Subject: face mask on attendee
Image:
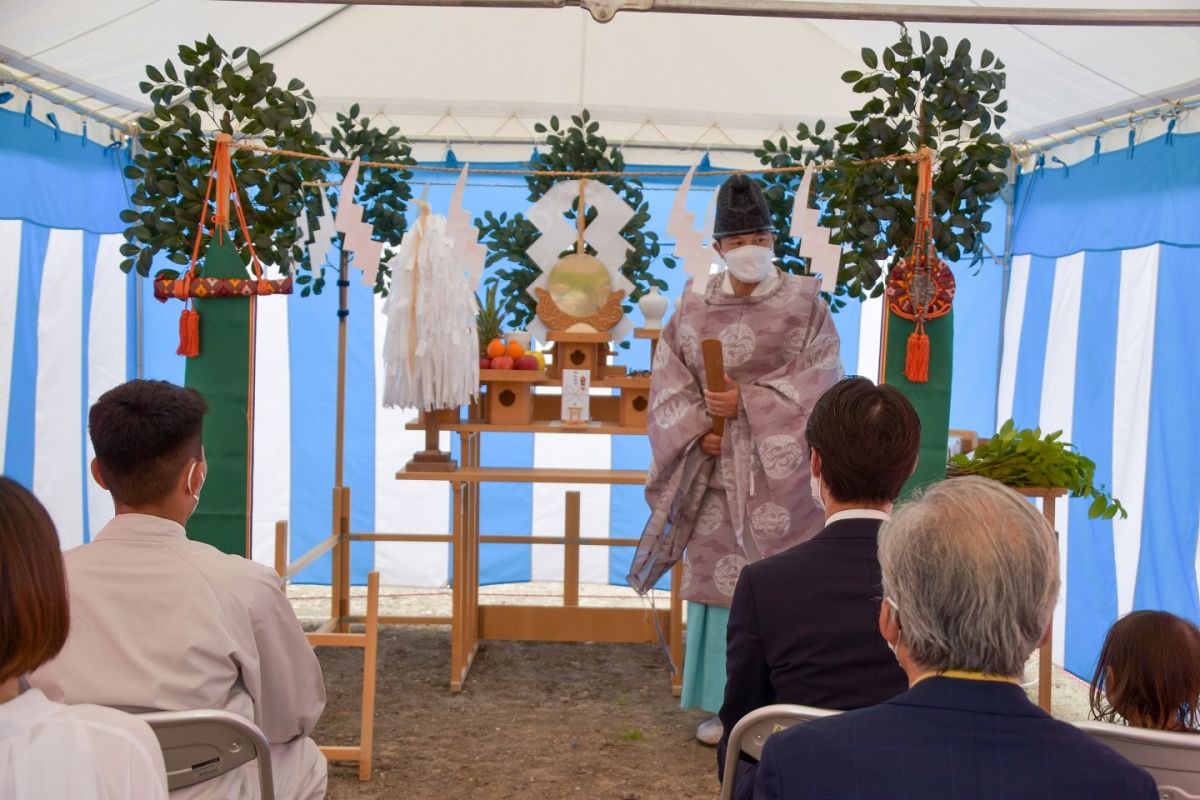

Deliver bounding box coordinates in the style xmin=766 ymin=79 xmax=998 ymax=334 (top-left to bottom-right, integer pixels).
xmin=186 ymin=454 xmax=207 ymax=509
xmin=810 ymin=472 xmax=825 ymax=511
xmin=884 ymin=597 xmax=902 ymax=659
xmin=722 ymin=245 xmax=774 ymax=283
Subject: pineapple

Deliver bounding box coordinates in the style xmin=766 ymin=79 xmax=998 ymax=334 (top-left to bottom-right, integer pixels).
xmin=476 ymin=281 xmax=504 ymax=356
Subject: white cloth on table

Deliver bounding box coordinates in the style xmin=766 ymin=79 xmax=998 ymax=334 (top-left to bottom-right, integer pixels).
xmin=30 ymin=513 xmax=327 ymax=800
xmin=0 ymin=686 xmax=168 ymax=800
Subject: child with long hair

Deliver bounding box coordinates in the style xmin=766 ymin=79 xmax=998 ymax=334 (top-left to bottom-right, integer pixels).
xmin=1090 ymin=610 xmax=1200 ymax=732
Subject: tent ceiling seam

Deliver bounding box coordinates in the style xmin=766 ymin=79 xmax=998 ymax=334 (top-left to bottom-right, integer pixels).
xmin=27 ymin=0 xmax=166 ymax=60
xmin=1003 ymin=24 xmax=1146 ymax=101
xmin=961 ymin=0 xmax=1148 ymax=100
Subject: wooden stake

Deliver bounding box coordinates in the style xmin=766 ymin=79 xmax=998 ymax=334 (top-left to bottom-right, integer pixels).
xmin=330 ymin=486 xmax=344 ymax=628
xmin=338 ymin=486 xmax=352 ymax=633
xmin=359 ymin=571 xmax=380 ymax=781
xmin=1039 ymin=496 xmax=1058 ymax=714
xmin=670 ymin=561 xmax=684 ymax=697
xmin=564 ymin=491 xmax=581 ymax=607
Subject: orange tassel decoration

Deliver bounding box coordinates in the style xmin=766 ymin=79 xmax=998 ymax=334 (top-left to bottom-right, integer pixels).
xmin=885 ymin=147 xmax=954 ymax=385
xmin=157 ymin=132 xmax=277 ymax=359
xmin=904 ymin=325 xmax=930 ymax=383
xmin=177 ymin=308 xmax=200 ymax=357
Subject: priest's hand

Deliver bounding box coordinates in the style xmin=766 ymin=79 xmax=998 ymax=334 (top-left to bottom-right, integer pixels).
xmin=700 ymin=432 xmax=723 ymax=457
xmin=704 ymin=374 xmax=739 ymax=419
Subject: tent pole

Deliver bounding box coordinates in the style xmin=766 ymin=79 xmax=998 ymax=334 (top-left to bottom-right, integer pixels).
xmin=227 ymin=0 xmax=1200 ymax=27
xmin=995 ymin=157 xmax=1018 ymax=429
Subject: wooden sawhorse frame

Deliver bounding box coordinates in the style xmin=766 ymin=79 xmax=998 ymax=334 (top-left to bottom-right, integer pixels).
xmin=390 ymin=428 xmax=685 ymax=695
xmin=275 ymin=519 xmax=379 ymax=781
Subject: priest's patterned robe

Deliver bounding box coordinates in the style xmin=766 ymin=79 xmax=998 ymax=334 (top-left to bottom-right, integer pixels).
xmin=639 ymin=270 xmax=843 ymax=607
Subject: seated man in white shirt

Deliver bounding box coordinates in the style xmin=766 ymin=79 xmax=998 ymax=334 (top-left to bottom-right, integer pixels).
xmin=32 ymin=379 xmax=327 ymax=800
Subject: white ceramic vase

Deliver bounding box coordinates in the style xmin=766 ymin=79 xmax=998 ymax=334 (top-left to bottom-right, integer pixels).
xmin=638 ymin=287 xmax=669 ymax=330
xmin=506 ymin=330 xmax=532 ymax=351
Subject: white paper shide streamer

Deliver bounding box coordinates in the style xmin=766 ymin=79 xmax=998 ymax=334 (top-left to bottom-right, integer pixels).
xmin=336 ymin=158 xmax=384 ymax=287
xmin=667 ymin=163 xmax=714 ymax=295
xmin=790 ymin=168 xmax=841 ymax=294
xmin=381 ymin=206 xmax=479 ymax=411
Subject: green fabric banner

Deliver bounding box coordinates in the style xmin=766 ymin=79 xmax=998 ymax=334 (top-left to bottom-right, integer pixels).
xmin=184 ymin=236 xmax=252 ymax=556
xmin=882 ymin=309 xmax=954 ymax=499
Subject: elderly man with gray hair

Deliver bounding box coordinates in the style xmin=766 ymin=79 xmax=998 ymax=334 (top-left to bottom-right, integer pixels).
xmin=754 ymin=476 xmax=1156 ymax=800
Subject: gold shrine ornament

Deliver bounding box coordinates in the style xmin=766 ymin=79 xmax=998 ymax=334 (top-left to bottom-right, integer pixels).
xmin=534 ymin=250 xmax=626 ymax=332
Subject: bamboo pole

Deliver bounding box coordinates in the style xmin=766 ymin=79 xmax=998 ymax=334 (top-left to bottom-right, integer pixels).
xmin=335 ymin=248 xmax=350 ymax=488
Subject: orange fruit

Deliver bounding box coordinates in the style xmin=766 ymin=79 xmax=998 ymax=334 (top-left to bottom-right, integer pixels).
xmin=486 ymin=339 xmax=506 ymax=358
xmin=505 ymin=340 xmax=525 ymax=359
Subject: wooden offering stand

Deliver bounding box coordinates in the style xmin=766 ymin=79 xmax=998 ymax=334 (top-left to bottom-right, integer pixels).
xmin=396 ymin=326 xmax=682 ymax=695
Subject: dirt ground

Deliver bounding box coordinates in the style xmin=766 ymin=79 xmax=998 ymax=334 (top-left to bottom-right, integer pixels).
xmin=300 ymin=585 xmax=1093 ymax=800
xmin=314 ymin=626 xmax=713 ymax=800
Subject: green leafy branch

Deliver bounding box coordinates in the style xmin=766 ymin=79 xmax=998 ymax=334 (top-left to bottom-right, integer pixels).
xmin=121 ymin=37 xmax=325 ymax=277
xmin=294 ymin=104 xmax=415 ymax=297
xmin=949 ymin=420 xmax=1127 ymax=520
xmin=756 ymin=28 xmax=1010 ymax=307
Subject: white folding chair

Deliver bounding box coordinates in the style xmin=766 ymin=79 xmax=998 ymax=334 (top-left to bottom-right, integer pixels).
xmin=138 ymin=709 xmax=274 ymax=800
xmin=719 ymin=704 xmax=841 ymax=800
xmin=1074 ymin=720 xmax=1200 ymax=800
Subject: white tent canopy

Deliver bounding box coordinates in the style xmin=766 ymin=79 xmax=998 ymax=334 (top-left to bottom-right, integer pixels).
xmin=4 ymin=0 xmax=1200 ymax=164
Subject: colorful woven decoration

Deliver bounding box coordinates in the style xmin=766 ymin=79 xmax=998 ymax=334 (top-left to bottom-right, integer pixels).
xmin=152 ymin=133 xmax=291 ymax=357
xmin=886 ymin=147 xmax=955 ymax=383
xmin=154 ymin=276 xmax=293 ymax=302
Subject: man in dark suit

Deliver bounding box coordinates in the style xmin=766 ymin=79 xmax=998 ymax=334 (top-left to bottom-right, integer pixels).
xmin=718 ymin=377 xmax=919 ymax=796
xmin=754 ymin=476 xmax=1157 ymax=800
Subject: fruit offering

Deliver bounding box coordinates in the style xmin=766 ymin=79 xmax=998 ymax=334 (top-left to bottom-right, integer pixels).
xmin=491 ymin=355 xmax=515 ymax=370
xmin=505 ymin=340 xmax=525 ymax=359
xmin=486 ymin=339 xmax=506 ymax=359
xmin=514 ymin=355 xmax=539 ymax=370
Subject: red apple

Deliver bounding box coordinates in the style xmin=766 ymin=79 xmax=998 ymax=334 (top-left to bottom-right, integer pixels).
xmin=491 ymin=355 xmax=515 ymax=370
xmin=514 ymin=355 xmax=539 ymax=370
xmin=479 ymin=357 xmax=492 ymax=369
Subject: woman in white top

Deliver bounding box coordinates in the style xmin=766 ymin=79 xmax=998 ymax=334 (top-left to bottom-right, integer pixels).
xmin=0 ymin=476 xmax=167 ymax=800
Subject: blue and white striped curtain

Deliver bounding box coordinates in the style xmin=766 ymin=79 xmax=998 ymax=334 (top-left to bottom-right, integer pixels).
xmin=14 ymin=104 xmax=1200 ymax=683
xmin=1001 ymin=130 xmax=1200 ymax=677
xmin=0 ymin=222 xmax=136 ymax=551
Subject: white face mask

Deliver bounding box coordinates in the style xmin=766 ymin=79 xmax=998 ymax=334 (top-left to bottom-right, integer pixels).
xmin=810 ymin=472 xmax=825 ymax=511
xmin=884 ymin=597 xmax=902 ymax=658
xmin=186 ymin=459 xmax=207 ymax=505
xmin=722 ymin=245 xmax=774 ymax=283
